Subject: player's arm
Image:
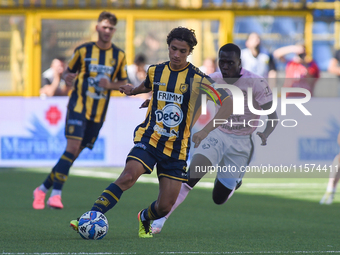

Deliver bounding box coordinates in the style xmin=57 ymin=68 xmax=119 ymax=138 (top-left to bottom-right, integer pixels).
xmin=256 ymin=101 xmax=279 ymax=146
xmin=119 ymin=80 xmax=152 ymax=96
xmin=99 ymin=79 xmax=128 ymax=90
xmin=63 ymin=48 xmax=82 ymax=87
xmin=192 ymin=96 xmax=233 ymax=148
xmin=328 ymin=58 xmax=340 ymax=76
xmin=99 ymin=53 xmax=129 ymax=90
xmin=62 ymin=69 xmax=77 ymax=87
xmin=120 ymin=66 xmax=152 ymax=96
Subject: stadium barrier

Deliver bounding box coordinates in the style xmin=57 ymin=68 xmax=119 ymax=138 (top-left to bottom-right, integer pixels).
xmin=0 ymin=96 xmax=339 ymax=170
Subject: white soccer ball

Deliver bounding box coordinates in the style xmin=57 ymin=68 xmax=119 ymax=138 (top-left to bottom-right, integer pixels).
xmin=78 ymin=211 xmax=109 ymax=240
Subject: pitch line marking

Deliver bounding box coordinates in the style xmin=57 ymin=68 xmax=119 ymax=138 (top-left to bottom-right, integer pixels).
xmin=3 ymin=251 xmax=340 ymax=254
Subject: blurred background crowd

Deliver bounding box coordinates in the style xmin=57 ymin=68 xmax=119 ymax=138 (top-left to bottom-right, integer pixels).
xmin=1 ymin=0 xmax=340 ymax=97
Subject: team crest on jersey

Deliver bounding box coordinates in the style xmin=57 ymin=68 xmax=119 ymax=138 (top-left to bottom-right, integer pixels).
xmin=110 ymin=58 xmax=116 ymax=66
xmin=179 ymin=83 xmax=189 ymax=93
xmin=68 ymin=125 xmax=75 ymax=134
xmin=264 ymin=86 xmax=272 ymax=96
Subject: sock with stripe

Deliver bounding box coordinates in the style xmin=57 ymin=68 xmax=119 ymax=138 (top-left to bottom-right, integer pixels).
xmin=52 ymin=151 xmax=75 ymax=192
xmin=141 ymin=201 xmax=161 ymax=221
xmin=41 ymin=166 xmax=57 ymax=191
xmin=91 ymin=183 xmax=123 ymax=214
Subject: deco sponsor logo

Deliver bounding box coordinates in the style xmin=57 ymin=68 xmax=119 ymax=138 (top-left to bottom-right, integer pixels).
xmin=155 ymin=104 xmax=183 ymax=128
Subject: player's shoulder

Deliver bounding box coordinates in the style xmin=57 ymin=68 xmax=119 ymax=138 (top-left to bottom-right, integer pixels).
xmin=192 ymin=64 xmax=207 ymax=75
xmin=240 ymin=68 xmax=268 ymax=87
xmin=209 ymin=71 xmax=222 ymax=80
xmin=146 ymin=61 xmax=167 ymax=71
xmin=241 ymin=68 xmax=263 ymax=79
xmin=74 ymin=41 xmax=95 ymax=51
xmin=111 ymin=43 xmax=125 ymax=53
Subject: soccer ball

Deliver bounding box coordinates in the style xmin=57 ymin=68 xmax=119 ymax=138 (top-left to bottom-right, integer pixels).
xmin=78 ymin=211 xmax=109 ymax=240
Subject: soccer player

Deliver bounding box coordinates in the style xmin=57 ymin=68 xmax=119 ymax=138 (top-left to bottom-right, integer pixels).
xmin=32 ymin=11 xmax=128 ymax=210
xmin=70 ymin=27 xmax=233 ymax=238
xmin=151 ymin=43 xmax=279 ymax=234
xmin=320 ymin=131 xmax=340 ymax=204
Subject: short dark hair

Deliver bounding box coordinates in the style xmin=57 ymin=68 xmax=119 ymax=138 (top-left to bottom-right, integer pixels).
xmin=219 ymin=43 xmax=241 ymax=59
xmin=134 ymin=53 xmax=147 ymax=65
xmin=98 ymin=11 xmax=117 ymax=26
xmin=166 ymin=27 xmax=197 ymax=52
xmin=55 ymin=56 xmax=66 ymax=63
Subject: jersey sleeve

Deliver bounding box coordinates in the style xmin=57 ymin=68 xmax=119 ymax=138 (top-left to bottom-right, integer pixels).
xmin=67 ymin=48 xmax=81 ymax=73
xmin=200 ymin=76 xmax=229 ymax=106
xmin=253 ymin=78 xmax=273 ymax=107
xmin=115 ymin=51 xmax=128 ymax=81
xmin=143 ymin=66 xmax=154 ymax=89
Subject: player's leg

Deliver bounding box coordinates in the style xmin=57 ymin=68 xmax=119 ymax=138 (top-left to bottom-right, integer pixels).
xmin=151 ymin=154 xmax=210 ymax=233
xmin=320 ymin=154 xmax=340 ymax=204
xmin=46 ymin=138 xmax=81 ymax=209
xmin=33 ymin=138 xmax=79 ymax=210
xmin=320 ymin=132 xmax=340 ymax=204
xmin=213 ymin=133 xmax=252 ymax=205
xmin=141 ymin=157 xmax=186 ymax=237
xmin=70 ymin=142 xmax=155 ymax=235
xmin=139 ymin=177 xmax=182 ymax=238
xmin=33 ymin=111 xmax=86 ymax=210
xmin=48 ymin=116 xmax=103 ymax=209
xmin=212 ymin=178 xmax=242 ymax=204
xmin=152 ymin=129 xmax=225 ymax=233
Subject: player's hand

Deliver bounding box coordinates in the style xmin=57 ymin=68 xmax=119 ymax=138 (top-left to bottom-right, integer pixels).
xmin=257 ymin=132 xmax=267 ymax=146
xmin=98 ymin=78 xmax=111 ymax=89
xmin=192 ymin=129 xmax=209 ymax=148
xmin=65 ymin=73 xmax=77 ymax=87
xmin=120 ymin=84 xmax=134 ymax=95
xmin=139 ymin=99 xmax=150 ymax=109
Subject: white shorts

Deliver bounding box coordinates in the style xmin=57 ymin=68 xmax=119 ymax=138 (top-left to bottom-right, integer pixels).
xmin=193 ymin=129 xmax=254 ymax=190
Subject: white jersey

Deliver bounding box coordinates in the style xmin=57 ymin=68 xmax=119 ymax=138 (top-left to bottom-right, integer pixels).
xmin=241 ymin=48 xmax=270 ymax=78
xmin=210 ymin=69 xmax=273 ymax=136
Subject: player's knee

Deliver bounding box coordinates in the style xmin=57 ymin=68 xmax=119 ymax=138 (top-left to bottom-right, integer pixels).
xmin=66 ymin=142 xmax=81 ymax=155
xmin=212 ymin=195 xmax=228 ymax=205
xmin=115 ymin=172 xmax=137 ymax=190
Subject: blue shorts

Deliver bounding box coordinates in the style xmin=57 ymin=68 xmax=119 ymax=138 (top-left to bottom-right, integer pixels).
xmin=65 ymin=110 xmax=103 ymax=149
xmin=127 ymin=142 xmax=188 ymax=182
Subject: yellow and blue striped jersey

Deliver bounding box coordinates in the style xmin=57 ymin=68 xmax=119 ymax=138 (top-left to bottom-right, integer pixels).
xmin=134 ymin=61 xmax=229 ymax=161
xmin=67 ymin=42 xmax=127 ymax=123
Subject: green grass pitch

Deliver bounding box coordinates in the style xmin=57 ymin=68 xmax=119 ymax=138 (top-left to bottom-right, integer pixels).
xmin=1 ymin=167 xmax=340 ymax=254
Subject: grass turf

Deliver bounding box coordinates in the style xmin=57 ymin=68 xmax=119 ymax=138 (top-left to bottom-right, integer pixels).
xmin=1 ymin=167 xmax=340 ymax=254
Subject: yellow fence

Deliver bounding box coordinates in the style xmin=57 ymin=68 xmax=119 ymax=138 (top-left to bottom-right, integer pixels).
xmin=0 ymin=7 xmax=333 ymax=96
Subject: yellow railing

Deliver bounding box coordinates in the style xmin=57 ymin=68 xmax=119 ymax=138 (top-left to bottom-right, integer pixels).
xmin=0 ymin=0 xmax=330 ymax=9
xmin=0 ymin=1 xmax=337 ymax=96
